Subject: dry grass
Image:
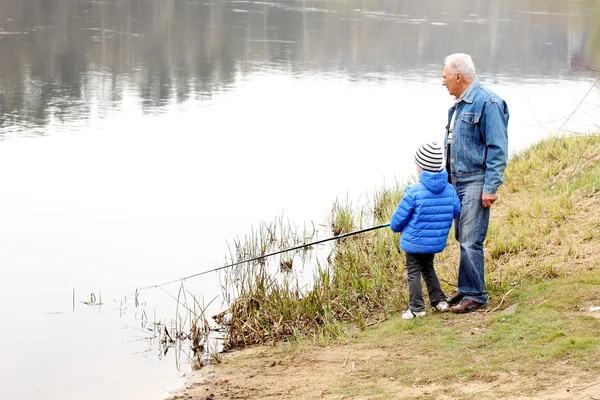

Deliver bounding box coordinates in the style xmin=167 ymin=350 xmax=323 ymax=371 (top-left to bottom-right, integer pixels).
xmin=217 ymin=133 xmax=600 ymax=352
xmin=168 ymin=133 xmax=600 ymax=400
xmin=172 ymin=268 xmax=600 ymax=399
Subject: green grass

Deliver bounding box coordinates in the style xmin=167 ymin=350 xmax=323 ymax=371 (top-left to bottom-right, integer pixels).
xmin=329 ymin=271 xmax=600 ymax=398
xmin=219 ymin=133 xmax=600 ymax=355
xmin=199 ymin=134 xmax=600 ymax=399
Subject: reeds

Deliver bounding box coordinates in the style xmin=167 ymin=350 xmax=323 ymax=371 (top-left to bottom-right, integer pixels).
xmin=216 ymin=189 xmax=410 ymax=349
xmin=206 ymin=133 xmax=600 ymax=356
xmin=216 ymin=215 xmax=331 ymax=349
xmin=121 ymin=130 xmax=598 ymax=371
xmin=136 ymin=285 xmax=217 ymax=370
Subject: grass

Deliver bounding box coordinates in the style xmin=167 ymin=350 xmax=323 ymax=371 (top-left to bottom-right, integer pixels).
xmin=480 ymin=135 xmax=600 ymax=290
xmin=164 ymin=133 xmax=600 ymax=400
xmin=213 ymin=133 xmax=600 ymax=361
xmin=330 ymin=270 xmax=600 ymax=398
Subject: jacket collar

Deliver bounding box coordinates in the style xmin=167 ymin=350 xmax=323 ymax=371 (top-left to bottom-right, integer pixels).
xmin=460 ymin=79 xmax=480 ymax=104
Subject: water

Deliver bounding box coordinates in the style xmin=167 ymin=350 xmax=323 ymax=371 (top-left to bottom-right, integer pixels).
xmin=0 ymin=1 xmax=599 ymax=399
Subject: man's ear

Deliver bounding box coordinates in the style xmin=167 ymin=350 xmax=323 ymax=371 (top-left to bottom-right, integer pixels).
xmin=455 ymin=72 xmax=462 ymax=82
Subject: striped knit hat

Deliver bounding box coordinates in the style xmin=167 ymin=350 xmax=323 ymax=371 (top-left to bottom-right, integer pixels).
xmin=414 ymin=141 xmax=444 ymax=173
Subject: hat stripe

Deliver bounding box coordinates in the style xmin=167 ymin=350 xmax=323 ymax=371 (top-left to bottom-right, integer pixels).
xmin=415 ymin=141 xmax=444 ymax=172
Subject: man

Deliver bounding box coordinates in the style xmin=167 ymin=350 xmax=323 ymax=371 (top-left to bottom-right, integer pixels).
xmin=442 ymin=53 xmax=509 ymax=313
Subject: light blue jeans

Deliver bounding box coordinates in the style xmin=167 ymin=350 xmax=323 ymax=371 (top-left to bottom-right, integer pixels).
xmin=453 ymin=180 xmax=489 ymax=305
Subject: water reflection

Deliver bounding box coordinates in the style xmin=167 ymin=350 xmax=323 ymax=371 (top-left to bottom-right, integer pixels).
xmin=0 ymin=0 xmax=599 ymax=134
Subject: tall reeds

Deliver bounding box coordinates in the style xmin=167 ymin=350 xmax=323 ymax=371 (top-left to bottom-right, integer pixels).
xmin=216 ymin=186 xmax=412 ymax=349
xmin=212 ymin=133 xmax=600 ymax=354
xmin=143 ymin=285 xmax=216 ymax=370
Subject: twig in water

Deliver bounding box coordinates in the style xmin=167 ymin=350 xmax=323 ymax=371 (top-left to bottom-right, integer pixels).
xmin=486 ymin=289 xmax=515 ymax=313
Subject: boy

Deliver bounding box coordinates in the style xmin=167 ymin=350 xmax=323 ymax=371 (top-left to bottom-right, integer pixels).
xmin=390 ymin=142 xmax=461 ymax=319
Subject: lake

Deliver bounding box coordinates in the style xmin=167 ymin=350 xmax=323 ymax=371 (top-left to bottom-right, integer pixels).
xmin=0 ymin=1 xmax=599 ymax=399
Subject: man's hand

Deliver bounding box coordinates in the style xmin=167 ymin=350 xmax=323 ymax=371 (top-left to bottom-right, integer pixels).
xmin=482 ymin=192 xmax=497 ymax=208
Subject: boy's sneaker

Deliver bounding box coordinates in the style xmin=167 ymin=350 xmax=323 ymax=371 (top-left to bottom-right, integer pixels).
xmin=402 ymin=310 xmax=426 ymax=320
xmin=434 ymin=301 xmax=450 ymax=312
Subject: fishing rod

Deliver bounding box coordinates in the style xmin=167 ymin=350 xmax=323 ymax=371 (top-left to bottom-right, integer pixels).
xmin=140 ymin=222 xmax=391 ymax=290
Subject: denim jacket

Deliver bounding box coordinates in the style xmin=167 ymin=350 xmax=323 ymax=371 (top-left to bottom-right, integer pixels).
xmin=444 ymin=79 xmax=509 ymax=194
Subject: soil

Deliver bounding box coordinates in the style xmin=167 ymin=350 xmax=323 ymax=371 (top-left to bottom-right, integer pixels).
xmin=168 ymin=337 xmax=600 ymax=400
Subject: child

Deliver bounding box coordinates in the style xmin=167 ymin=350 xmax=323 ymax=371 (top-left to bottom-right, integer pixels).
xmin=390 ymin=142 xmax=461 ymax=319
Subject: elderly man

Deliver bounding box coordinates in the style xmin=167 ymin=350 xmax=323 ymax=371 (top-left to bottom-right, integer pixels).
xmin=442 ymin=53 xmax=509 ymax=313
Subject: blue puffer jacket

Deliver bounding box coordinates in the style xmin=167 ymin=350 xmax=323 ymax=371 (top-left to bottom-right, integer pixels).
xmin=390 ymin=169 xmax=461 ymax=254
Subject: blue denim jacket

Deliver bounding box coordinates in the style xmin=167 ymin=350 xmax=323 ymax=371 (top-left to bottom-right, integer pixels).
xmin=444 ymin=79 xmax=509 ymax=194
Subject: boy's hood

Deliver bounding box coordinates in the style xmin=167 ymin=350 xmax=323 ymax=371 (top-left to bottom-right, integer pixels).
xmin=419 ymin=169 xmax=449 ymax=194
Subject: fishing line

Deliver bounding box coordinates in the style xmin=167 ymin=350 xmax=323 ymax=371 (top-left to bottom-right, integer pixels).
xmin=139 ymin=222 xmax=391 ymax=291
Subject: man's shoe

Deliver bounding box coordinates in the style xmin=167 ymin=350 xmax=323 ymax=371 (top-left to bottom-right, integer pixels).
xmin=447 ymin=291 xmax=464 ymax=305
xmin=450 ymin=299 xmax=486 ymax=313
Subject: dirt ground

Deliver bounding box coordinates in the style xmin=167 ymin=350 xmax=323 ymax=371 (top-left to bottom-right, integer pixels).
xmin=168 ymin=335 xmax=600 ymax=400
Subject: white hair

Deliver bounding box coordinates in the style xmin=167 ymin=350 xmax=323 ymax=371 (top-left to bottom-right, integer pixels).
xmin=444 ymin=53 xmax=476 ymax=79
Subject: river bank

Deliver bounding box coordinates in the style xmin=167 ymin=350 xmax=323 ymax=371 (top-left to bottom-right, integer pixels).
xmin=168 ymin=134 xmax=600 ymax=399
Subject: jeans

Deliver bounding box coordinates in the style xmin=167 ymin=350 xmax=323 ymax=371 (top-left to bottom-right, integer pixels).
xmin=405 ymin=252 xmax=446 ymax=313
xmin=453 ymin=180 xmax=490 ymax=304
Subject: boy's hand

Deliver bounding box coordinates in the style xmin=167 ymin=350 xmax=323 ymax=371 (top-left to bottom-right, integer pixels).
xmin=482 ymin=193 xmax=497 ymax=208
